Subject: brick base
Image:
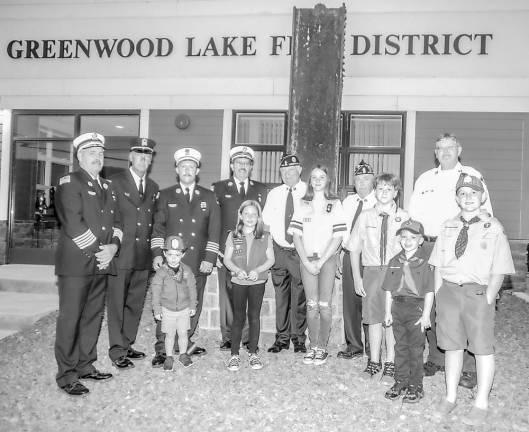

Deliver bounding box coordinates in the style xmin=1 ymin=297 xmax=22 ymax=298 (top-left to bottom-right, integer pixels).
xmin=0 ymin=221 xmax=7 ymax=265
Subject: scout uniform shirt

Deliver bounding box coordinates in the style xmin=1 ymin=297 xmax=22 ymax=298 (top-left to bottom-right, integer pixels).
xmin=55 ymin=169 xmax=122 ymax=276
xmin=428 ymin=215 xmax=515 ymax=285
xmin=151 ymin=183 xmax=220 ymax=273
xmin=347 ymin=203 xmax=409 ymax=266
xmin=342 ymin=190 xmax=377 ymax=245
xmin=288 ymin=199 xmax=347 ymax=258
xmin=212 ymin=176 xmax=267 ymax=257
xmin=110 ymin=168 xmax=159 ymax=270
xmin=262 ymin=180 xmax=307 ymax=248
xmin=408 ymin=162 xmax=493 ymax=237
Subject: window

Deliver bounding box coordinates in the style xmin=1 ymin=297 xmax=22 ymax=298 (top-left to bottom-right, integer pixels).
xmin=339 ymin=113 xmax=405 ymax=194
xmin=233 ymin=111 xmax=287 ymax=184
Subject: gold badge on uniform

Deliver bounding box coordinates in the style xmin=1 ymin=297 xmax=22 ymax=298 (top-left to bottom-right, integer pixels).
xmin=200 ymin=201 xmax=207 ymax=210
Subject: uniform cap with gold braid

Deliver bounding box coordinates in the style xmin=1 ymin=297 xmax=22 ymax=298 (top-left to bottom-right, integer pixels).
xmin=163 ymin=235 xmax=187 ymax=252
xmin=229 ymin=145 xmax=254 ymax=162
xmin=131 ymin=137 xmax=155 ymax=153
xmin=174 ymin=147 xmax=201 ymax=166
xmin=353 ymin=160 xmax=374 ymax=176
xmin=456 ymin=173 xmax=484 ymax=193
xmin=73 ymin=132 xmax=105 ymax=152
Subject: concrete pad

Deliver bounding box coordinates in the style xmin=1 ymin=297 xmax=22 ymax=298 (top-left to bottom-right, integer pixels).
xmin=0 ymin=264 xmax=57 ymax=294
xmin=0 ymin=291 xmax=58 ymax=330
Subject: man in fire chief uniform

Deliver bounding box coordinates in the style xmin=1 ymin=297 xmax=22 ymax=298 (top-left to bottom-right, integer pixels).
xmin=54 ymin=132 xmax=123 ymax=396
xmin=212 ymin=145 xmax=267 ymax=351
xmin=150 ymin=147 xmax=221 ymax=367
xmin=107 ymin=138 xmax=159 ymax=369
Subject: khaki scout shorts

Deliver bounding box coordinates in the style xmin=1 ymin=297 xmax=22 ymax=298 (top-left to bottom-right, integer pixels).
xmin=161 ymin=306 xmax=190 ymax=335
xmin=361 ymin=266 xmax=388 ymax=325
xmin=436 ymin=281 xmax=495 ymax=355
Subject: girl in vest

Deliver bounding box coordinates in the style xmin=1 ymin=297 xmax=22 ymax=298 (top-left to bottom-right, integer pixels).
xmin=289 ymin=165 xmax=347 ymax=365
xmin=223 ymin=200 xmax=275 ymax=371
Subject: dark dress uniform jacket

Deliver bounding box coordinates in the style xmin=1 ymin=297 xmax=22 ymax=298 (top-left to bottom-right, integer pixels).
xmin=211 ymin=177 xmax=267 ymax=256
xmin=55 ymin=169 xmax=122 ymax=276
xmin=109 ymin=170 xmax=159 ymax=270
xmin=151 ymin=184 xmax=221 ymax=272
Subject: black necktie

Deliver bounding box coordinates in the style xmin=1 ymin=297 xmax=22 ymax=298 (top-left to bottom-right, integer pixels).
xmin=285 ymin=188 xmax=294 ymax=244
xmin=185 ymin=187 xmax=191 ymax=203
xmin=239 ymin=181 xmax=246 ymax=200
xmin=454 ymin=216 xmax=481 ymax=259
xmin=138 ymin=178 xmax=144 ymax=199
xmin=349 ymin=199 xmax=364 ymax=233
xmin=380 ymin=212 xmax=389 ymax=265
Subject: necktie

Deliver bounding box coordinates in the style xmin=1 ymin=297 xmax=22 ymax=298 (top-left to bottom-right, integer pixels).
xmin=285 ymin=187 xmax=294 ymax=244
xmin=138 ymin=178 xmax=144 ymax=199
xmin=349 ymin=199 xmax=364 ymax=233
xmin=454 ymin=216 xmax=481 ymax=259
xmin=239 ymin=181 xmax=246 ymax=200
xmin=185 ymin=187 xmax=191 ymax=203
xmin=380 ymin=212 xmax=389 ymax=265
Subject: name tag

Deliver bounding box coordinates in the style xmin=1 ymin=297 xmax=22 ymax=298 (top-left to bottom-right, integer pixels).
xmin=168 ymin=203 xmax=177 ymax=208
xmin=88 ymin=191 xmax=96 ymax=196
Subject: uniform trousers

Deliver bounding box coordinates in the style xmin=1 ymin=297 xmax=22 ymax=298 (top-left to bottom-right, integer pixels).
xmin=107 ymin=268 xmax=149 ymax=361
xmin=55 ymin=274 xmax=108 ymax=387
xmin=217 ymin=264 xmax=249 ymax=344
xmin=422 ymin=240 xmax=476 ymax=371
xmin=154 ymin=273 xmax=206 ymax=354
xmin=342 ymin=251 xmax=370 ymax=355
xmin=392 ymin=296 xmax=425 ymax=386
xmin=270 ymin=243 xmax=307 ymax=345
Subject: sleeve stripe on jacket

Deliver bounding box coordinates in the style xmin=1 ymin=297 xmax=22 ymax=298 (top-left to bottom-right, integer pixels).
xmin=73 ymin=229 xmax=97 ymax=249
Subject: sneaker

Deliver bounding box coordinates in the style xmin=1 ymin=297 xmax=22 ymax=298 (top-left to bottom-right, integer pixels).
xmin=402 ymin=384 xmax=424 ymax=403
xmin=227 ymin=355 xmax=241 ymax=371
xmin=424 ymin=360 xmax=444 ymax=377
xmin=249 ymin=353 xmax=263 ymax=370
xmin=384 ymin=380 xmax=408 ymax=401
xmin=458 ymin=371 xmax=477 ymax=389
xmin=179 ymin=353 xmax=193 ymax=368
xmin=363 ymin=360 xmax=382 ymax=377
xmin=313 ymin=349 xmax=329 ymax=366
xmin=462 ymin=406 xmax=488 ymax=426
xmin=303 ymin=348 xmax=316 ymax=365
xmin=381 ymin=362 xmax=395 ymax=382
xmin=432 ymin=398 xmax=457 ymax=421
xmin=163 ymin=356 xmax=174 ymax=371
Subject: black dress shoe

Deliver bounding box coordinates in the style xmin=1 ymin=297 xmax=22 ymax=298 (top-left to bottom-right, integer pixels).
xmin=127 ymin=348 xmax=146 ymax=359
xmin=112 ymin=356 xmax=135 ymax=369
xmin=190 ymin=346 xmax=206 ymax=356
xmin=61 ymin=381 xmax=89 ymax=396
xmin=79 ymin=370 xmax=113 ymax=381
xmin=152 ymin=353 xmax=166 ymax=368
xmin=220 ymin=341 xmax=232 ymax=351
xmin=294 ymin=342 xmax=307 ymax=353
xmin=267 ymin=342 xmax=289 ymax=353
xmin=337 ymin=349 xmax=363 ymax=359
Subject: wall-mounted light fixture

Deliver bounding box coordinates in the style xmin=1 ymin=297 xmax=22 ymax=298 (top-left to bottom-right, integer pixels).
xmin=175 ymin=114 xmax=191 ymax=130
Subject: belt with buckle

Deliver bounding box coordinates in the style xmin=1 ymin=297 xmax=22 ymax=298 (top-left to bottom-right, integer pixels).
xmin=423 ymin=235 xmax=437 ymax=243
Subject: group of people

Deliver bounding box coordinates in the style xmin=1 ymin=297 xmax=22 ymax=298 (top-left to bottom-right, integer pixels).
xmin=53 ymin=131 xmax=514 ymax=427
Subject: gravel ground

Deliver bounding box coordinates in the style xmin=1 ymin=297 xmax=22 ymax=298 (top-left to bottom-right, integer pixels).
xmin=0 ymin=293 xmax=528 ymax=432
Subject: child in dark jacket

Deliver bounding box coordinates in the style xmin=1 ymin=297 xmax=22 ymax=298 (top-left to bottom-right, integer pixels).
xmin=151 ymin=235 xmax=197 ymax=370
xmin=382 ymin=219 xmax=434 ymax=403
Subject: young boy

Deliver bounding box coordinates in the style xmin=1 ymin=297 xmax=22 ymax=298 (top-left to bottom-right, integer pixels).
xmin=429 ymin=174 xmax=515 ymax=426
xmin=151 ymin=235 xmax=197 ymax=370
xmin=347 ymin=173 xmax=409 ymax=380
xmin=382 ymin=219 xmax=434 ymax=403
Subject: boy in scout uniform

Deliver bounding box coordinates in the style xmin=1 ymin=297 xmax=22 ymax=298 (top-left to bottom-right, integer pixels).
xmin=347 ymin=173 xmax=409 ymax=380
xmin=54 ymin=132 xmax=123 ymax=396
xmin=107 ymin=138 xmax=159 ymax=370
xmin=150 ymin=147 xmax=220 ymax=366
xmin=212 ymin=145 xmax=267 ymax=351
xmin=429 ymin=174 xmax=515 ymax=426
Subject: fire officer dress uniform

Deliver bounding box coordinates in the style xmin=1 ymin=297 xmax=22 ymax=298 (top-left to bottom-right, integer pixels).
xmin=107 ymin=138 xmax=159 ymax=368
xmin=54 ymin=133 xmax=123 ymax=395
xmin=212 ymin=145 xmax=267 ymax=349
xmin=151 ymin=147 xmax=221 ymax=360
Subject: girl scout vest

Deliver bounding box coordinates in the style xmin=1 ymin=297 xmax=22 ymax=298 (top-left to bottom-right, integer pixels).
xmin=231 ymin=231 xmax=270 ymax=281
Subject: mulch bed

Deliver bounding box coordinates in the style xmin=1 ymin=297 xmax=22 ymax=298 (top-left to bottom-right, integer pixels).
xmin=0 ymin=293 xmax=528 ymax=432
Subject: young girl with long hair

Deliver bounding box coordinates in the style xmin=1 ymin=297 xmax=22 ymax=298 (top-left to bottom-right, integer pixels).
xmin=289 ymin=165 xmax=347 ymax=365
xmin=223 ymin=200 xmax=275 ymax=371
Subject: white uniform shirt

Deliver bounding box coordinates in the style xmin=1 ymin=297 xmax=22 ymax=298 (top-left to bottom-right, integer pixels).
xmin=129 ymin=167 xmax=146 ymax=191
xmin=429 ymin=216 xmax=515 ymax=285
xmin=262 ymin=180 xmax=307 ymax=248
xmin=408 ymin=162 xmax=493 ymax=237
xmin=288 ymin=199 xmax=347 ymax=257
xmin=342 ymin=190 xmax=377 ymax=245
